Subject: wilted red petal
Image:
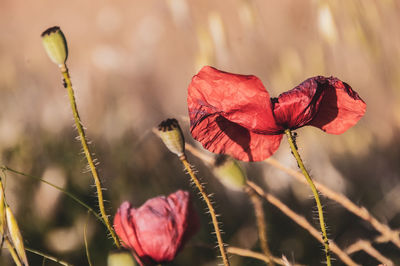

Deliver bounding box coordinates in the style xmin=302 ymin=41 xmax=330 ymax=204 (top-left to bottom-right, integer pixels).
xmin=188 ymin=66 xmax=280 ymax=134
xmin=188 ymin=66 xmax=282 ymax=161
xmin=308 ymin=79 xmax=366 ymax=134
xmin=190 ymin=113 xmax=282 ymax=161
xmin=273 ymin=76 xmax=330 ymax=129
xmin=114 ymin=202 xmax=146 ymax=265
xmin=273 ymin=76 xmax=366 ymax=134
xmin=133 ymin=191 xmax=190 ymax=262
xmin=114 ymin=191 xmax=199 ymax=264
xmin=187 ymin=67 xmax=366 ymax=162
xmin=114 ymin=202 xmax=143 ymax=253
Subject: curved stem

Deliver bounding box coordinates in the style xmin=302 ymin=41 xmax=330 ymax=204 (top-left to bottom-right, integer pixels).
xmin=25 ymin=247 xmax=73 ymax=266
xmin=60 ymin=64 xmax=120 ymax=248
xmin=84 ymin=212 xmax=93 ymax=266
xmin=246 ymin=187 xmax=275 ymax=265
xmin=284 ymin=129 xmax=331 ymax=266
xmin=180 ymin=156 xmax=230 ymax=266
xmin=1 ymin=166 xmax=104 ymax=226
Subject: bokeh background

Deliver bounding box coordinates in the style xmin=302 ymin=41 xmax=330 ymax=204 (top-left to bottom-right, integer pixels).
xmin=1 ymin=0 xmax=400 ymax=265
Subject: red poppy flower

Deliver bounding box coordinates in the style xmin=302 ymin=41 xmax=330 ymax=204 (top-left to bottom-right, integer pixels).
xmin=113 ymin=190 xmax=199 ymax=265
xmin=188 ymin=66 xmax=366 ymax=162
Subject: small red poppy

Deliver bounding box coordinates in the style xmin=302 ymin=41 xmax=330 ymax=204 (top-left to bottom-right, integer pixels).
xmin=188 ymin=66 xmax=366 ymax=161
xmin=113 ymin=190 xmax=199 ymax=265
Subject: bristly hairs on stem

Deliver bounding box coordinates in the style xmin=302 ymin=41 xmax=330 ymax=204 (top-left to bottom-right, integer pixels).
xmin=183 ymin=141 xmax=360 ymax=265
xmin=180 ymin=155 xmax=230 ymax=266
xmin=41 ymin=26 xmax=120 ymax=248
xmin=155 ymin=119 xmax=231 ymax=266
xmin=284 ymin=129 xmax=331 ymax=266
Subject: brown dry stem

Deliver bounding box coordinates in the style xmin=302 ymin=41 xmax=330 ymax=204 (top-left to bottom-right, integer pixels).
xmin=265 ymin=157 xmax=400 ymax=249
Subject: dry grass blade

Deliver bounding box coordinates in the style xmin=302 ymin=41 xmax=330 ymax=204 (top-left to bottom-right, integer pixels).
xmin=227 ymin=246 xmax=305 ymax=266
xmin=247 ymin=181 xmax=359 ymax=266
xmin=4 ymin=237 xmax=22 ymax=266
xmin=84 ymin=211 xmax=93 ymax=266
xmin=265 ymin=158 xmax=400 ymax=249
xmin=5 ymin=207 xmax=29 ymax=265
xmin=345 ymin=239 xmax=394 ymax=266
xmin=245 ymin=187 xmax=275 ymax=264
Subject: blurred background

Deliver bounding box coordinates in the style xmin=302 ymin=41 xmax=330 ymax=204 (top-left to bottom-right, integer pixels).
xmin=0 ymin=0 xmax=400 ymax=265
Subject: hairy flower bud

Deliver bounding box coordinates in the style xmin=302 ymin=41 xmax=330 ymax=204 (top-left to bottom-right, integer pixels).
xmin=213 ymin=155 xmax=247 ymax=191
xmin=108 ymin=251 xmax=137 ymax=266
xmin=157 ymin=118 xmax=185 ymax=158
xmin=41 ymin=26 xmax=68 ymax=66
xmin=6 ymin=207 xmax=29 ymax=265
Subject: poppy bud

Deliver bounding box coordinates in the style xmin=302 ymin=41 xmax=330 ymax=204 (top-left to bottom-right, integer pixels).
xmin=213 ymin=155 xmax=247 ymax=191
xmin=108 ymin=250 xmax=137 ymax=266
xmin=113 ymin=190 xmax=199 ymax=265
xmin=6 ymin=207 xmax=29 ymax=266
xmin=41 ymin=26 xmax=68 ymax=66
xmin=157 ymin=119 xmax=185 ymax=158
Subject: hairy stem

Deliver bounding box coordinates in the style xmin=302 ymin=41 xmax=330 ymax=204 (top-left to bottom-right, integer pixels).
xmin=60 ymin=64 xmax=120 ymax=248
xmin=180 ymin=156 xmax=230 ymax=266
xmin=284 ymin=129 xmax=331 ymax=266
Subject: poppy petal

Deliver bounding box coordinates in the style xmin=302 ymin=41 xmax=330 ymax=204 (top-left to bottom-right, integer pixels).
xmin=188 ymin=66 xmax=280 ymax=134
xmin=308 ymin=78 xmax=366 ymax=134
xmin=273 ymin=76 xmax=366 ymax=134
xmin=113 ymin=202 xmax=146 ymax=264
xmin=132 ymin=191 xmax=191 ymax=262
xmin=190 ymin=113 xmax=282 ymax=161
xmin=273 ymin=76 xmax=328 ymax=130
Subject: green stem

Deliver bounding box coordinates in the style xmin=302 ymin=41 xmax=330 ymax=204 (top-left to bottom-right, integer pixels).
xmin=1 ymin=166 xmax=104 ymax=227
xmin=25 ymin=247 xmax=73 ymax=266
xmin=284 ymin=129 xmax=331 ymax=266
xmin=180 ymin=156 xmax=230 ymax=266
xmin=59 ymin=64 xmax=120 ymax=248
xmin=84 ymin=211 xmax=93 ymax=266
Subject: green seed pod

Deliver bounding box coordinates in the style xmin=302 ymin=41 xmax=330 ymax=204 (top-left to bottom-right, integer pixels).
xmin=108 ymin=251 xmax=137 ymax=266
xmin=6 ymin=207 xmax=29 ymax=266
xmin=157 ymin=118 xmax=185 ymax=158
xmin=213 ymin=155 xmax=247 ymax=191
xmin=41 ymin=26 xmax=68 ymax=66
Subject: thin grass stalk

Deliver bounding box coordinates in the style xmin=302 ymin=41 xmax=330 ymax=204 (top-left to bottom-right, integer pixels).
xmin=84 ymin=211 xmax=93 ymax=266
xmin=227 ymin=246 xmax=304 ymax=266
xmin=247 ymin=181 xmax=358 ymax=266
xmin=1 ymin=166 xmax=103 ymax=226
xmin=25 ymin=247 xmax=73 ymax=266
xmin=345 ymin=240 xmax=393 ymax=266
xmin=265 ymin=157 xmax=400 ymax=249
xmin=245 ymin=187 xmax=275 ymax=265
